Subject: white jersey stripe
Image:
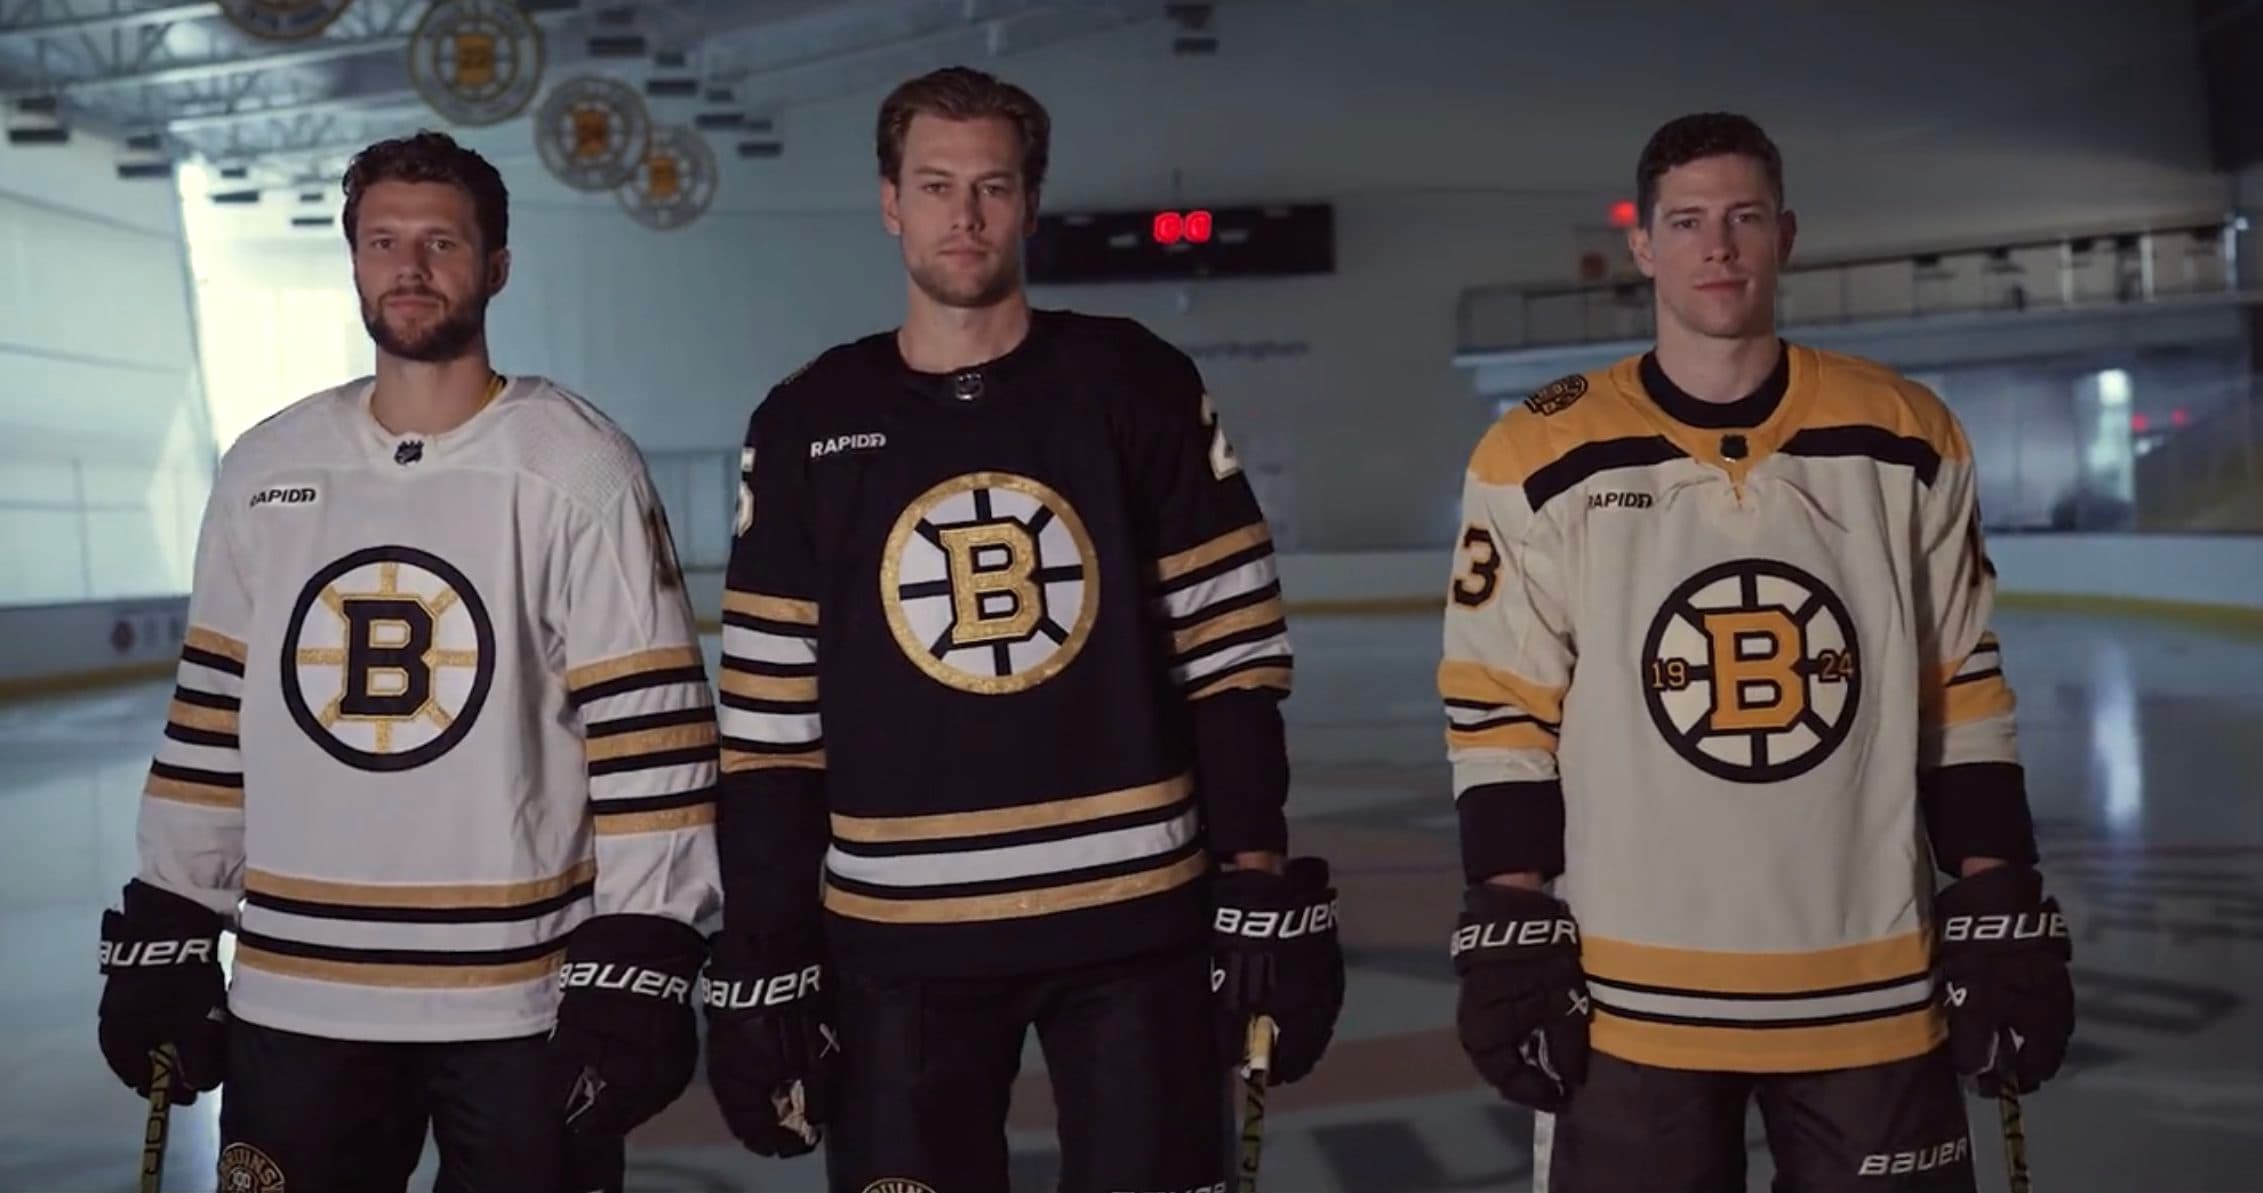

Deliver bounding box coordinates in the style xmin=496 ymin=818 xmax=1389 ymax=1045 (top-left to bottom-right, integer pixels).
xmin=1586 ymin=975 xmax=1935 ymax=1024
xmin=825 ymin=808 xmax=1198 ymax=888
xmin=1156 ymin=555 xmax=1278 ymax=622
xmin=722 ymin=623 xmax=819 ymax=668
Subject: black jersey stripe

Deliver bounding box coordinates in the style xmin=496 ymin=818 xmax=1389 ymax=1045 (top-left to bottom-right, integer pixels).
xmin=233 ymin=930 xmax=568 ymax=968
xmin=163 ymin=722 xmax=240 ymax=751
xmin=1524 ymin=437 xmax=1686 ymax=514
xmin=826 ymin=797 xmax=1192 ymax=859
xmin=1587 ymin=971 xmax=1933 ymax=1003
xmin=1591 ymin=993 xmax=1935 ymax=1031
xmin=245 ymin=881 xmax=594 ymax=924
xmin=1781 ymin=426 xmax=1942 ymax=486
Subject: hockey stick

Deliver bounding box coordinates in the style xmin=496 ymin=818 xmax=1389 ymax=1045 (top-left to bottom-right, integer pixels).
xmin=140 ymin=1043 xmax=177 ymax=1193
xmin=1235 ymin=1014 xmax=1277 ymax=1193
xmin=1997 ymin=1092 xmax=2031 ymax=1193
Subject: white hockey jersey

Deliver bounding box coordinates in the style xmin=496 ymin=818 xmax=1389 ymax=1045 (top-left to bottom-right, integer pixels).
xmin=137 ymin=374 xmax=722 ymax=1043
xmin=1442 ymin=344 xmax=2023 ymax=1074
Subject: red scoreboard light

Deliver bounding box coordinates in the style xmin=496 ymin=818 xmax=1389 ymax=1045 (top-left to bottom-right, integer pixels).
xmin=1151 ymin=209 xmax=1214 ymax=245
xmin=1029 ymin=203 xmax=1335 ymax=282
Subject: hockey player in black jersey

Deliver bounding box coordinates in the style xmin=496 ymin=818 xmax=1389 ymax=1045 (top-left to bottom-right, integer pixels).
xmin=699 ymin=67 xmax=1344 ymax=1191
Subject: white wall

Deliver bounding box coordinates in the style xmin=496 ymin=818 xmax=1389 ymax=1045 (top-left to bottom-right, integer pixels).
xmin=183 ymin=0 xmax=2232 ymax=555
xmin=0 ymin=129 xmax=212 ymax=609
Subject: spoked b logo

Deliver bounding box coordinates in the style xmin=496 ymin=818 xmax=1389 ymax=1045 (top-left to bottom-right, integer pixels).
xmin=1639 ymin=559 xmax=1860 ymax=783
xmin=282 ymin=546 xmax=496 ymax=771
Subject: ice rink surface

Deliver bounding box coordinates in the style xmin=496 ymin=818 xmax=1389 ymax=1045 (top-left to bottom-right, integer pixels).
xmin=3 ymin=608 xmax=2258 ymax=1191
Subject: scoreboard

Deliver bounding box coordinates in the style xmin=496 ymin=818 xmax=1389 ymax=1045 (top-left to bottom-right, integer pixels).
xmin=1025 ymin=202 xmax=1334 ymax=283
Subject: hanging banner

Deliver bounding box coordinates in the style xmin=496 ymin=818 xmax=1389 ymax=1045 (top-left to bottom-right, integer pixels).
xmin=532 ymin=75 xmax=649 ymax=191
xmin=408 ymin=0 xmax=544 ymax=127
xmin=617 ymin=124 xmax=717 ymax=231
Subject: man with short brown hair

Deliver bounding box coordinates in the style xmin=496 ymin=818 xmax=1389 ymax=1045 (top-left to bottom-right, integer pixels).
xmin=1443 ymin=112 xmax=2076 ymax=1191
xmin=700 ymin=67 xmax=1344 ymax=1192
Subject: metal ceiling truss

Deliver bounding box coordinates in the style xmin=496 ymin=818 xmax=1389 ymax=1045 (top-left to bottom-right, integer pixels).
xmin=1 ymin=0 xmax=1182 ymax=191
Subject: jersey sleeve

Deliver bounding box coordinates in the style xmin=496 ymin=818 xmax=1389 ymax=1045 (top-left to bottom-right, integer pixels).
xmin=714 ymin=395 xmax=831 ymax=937
xmin=1440 ymin=418 xmax=1574 ymax=883
xmin=1130 ymin=334 xmax=1294 ymax=858
xmin=136 ymin=472 xmax=252 ymax=921
xmin=560 ymin=446 xmax=723 ymax=927
xmin=1913 ymin=413 xmax=2037 ymax=875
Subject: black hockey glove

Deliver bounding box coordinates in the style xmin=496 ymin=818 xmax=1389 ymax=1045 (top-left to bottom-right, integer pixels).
xmin=549 ymin=913 xmax=706 ymax=1137
xmin=97 ymin=879 xmax=228 ymax=1105
xmin=1452 ymin=883 xmax=1590 ymax=1112
xmin=1934 ymin=865 xmax=2074 ymax=1097
xmin=1210 ymin=856 xmax=1344 ymax=1086
xmin=702 ymin=928 xmax=836 ymax=1158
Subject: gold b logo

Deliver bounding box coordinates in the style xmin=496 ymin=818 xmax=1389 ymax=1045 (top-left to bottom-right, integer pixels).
xmin=880 ymin=472 xmax=1098 ymax=695
xmin=1640 ymin=559 xmax=1860 ymax=782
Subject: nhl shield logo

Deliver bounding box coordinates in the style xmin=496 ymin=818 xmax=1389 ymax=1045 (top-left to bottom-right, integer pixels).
xmin=534 ymin=75 xmax=652 ymax=191
xmin=880 ymin=472 xmax=1098 ymax=696
xmin=408 ymin=0 xmax=546 ymax=127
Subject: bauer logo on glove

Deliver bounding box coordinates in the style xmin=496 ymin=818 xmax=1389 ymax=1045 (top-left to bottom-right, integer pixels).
xmin=559 ymin=961 xmax=696 ymax=1004
xmin=704 ymin=964 xmax=825 ymax=1010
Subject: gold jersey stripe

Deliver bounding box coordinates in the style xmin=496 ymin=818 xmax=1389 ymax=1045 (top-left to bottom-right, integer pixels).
xmin=1593 ymin=1004 xmax=1943 ymax=1074
xmin=831 ymin=773 xmax=1192 ymax=844
xmin=167 ymin=699 xmax=240 ymax=735
xmin=724 ymin=589 xmax=819 ymax=626
xmin=145 ymin=773 xmax=243 ymax=809
xmin=1437 ymin=659 xmax=1566 ymax=726
xmin=1189 ymin=666 xmax=1293 ymax=700
xmin=720 ymin=670 xmax=818 ymax=703
xmin=1171 ymin=596 xmax=1286 ymax=657
xmin=722 ymin=747 xmax=826 ymax=773
xmin=1927 ymin=673 xmax=2015 ymax=728
xmin=183 ymin=626 xmax=248 ymax=665
xmin=1445 ymin=720 xmax=1556 ymax=753
xmin=234 ymin=945 xmax=564 ymax=989
xmin=823 ymin=850 xmax=1206 ymax=924
xmin=1581 ymin=930 xmax=1929 ymax=996
xmin=586 ymin=721 xmax=717 ymax=764
xmin=246 ymin=859 xmax=598 ymax=909
xmin=594 ymin=803 xmax=717 ymax=836
xmin=565 ymin=646 xmax=704 ymax=693
xmin=1156 ymin=522 xmax=1271 ymax=583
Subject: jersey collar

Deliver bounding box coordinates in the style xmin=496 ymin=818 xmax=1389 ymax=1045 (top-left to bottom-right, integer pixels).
xmin=349 ymin=371 xmax=517 ymax=472
xmin=1613 ymin=341 xmax=1817 ymax=481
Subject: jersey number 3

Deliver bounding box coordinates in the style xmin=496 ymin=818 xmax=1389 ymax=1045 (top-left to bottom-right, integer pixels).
xmin=1452 ymin=525 xmax=1502 ymax=608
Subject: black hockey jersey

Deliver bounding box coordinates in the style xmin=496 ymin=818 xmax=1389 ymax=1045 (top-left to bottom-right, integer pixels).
xmin=715 ymin=309 xmax=1294 ymax=978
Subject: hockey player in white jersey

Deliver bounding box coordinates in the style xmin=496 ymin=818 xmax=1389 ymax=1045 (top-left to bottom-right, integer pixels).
xmin=1443 ymin=113 xmax=2076 ymax=1192
xmin=94 ymin=131 xmax=721 ymax=1193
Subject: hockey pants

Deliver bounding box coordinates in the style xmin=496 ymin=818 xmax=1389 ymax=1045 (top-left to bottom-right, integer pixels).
xmin=824 ymin=946 xmax=1231 ymax=1193
xmin=1534 ymin=1045 xmax=1976 ymax=1193
xmin=217 ymin=1018 xmax=624 ymax=1193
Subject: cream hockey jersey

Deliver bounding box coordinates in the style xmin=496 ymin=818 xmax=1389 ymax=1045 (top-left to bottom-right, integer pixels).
xmin=1442 ymin=343 xmax=2030 ymax=1074
xmin=137 ymin=374 xmax=722 ymax=1043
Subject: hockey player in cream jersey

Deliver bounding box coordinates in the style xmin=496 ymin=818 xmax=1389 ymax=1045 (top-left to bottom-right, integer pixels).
xmin=1443 ymin=114 xmax=2075 ymax=1192
xmin=95 ymin=133 xmax=720 ymax=1193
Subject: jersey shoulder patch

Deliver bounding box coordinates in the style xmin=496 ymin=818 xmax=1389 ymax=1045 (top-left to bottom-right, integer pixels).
xmin=1523 ymin=372 xmax=1589 ymax=416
